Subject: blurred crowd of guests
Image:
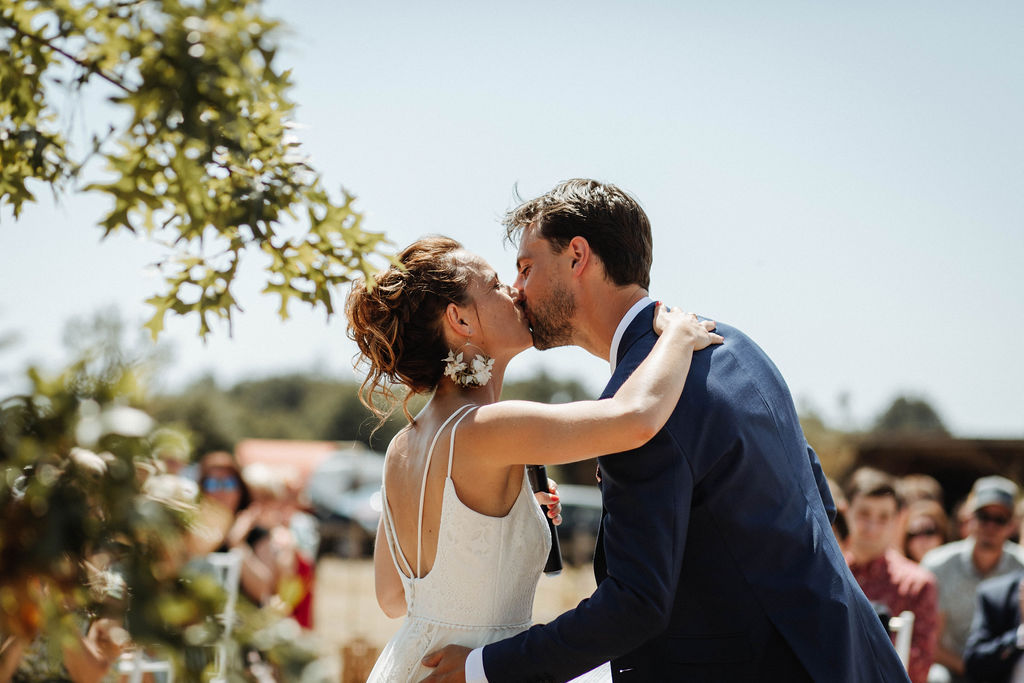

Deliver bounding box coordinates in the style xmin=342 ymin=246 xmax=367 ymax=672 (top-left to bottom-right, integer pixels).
xmin=12 ymin=443 xmax=1024 ymax=683
xmin=1 ymin=449 xmax=319 ymax=683
xmin=832 ymin=468 xmax=1024 ymax=683
xmin=188 ymin=451 xmax=319 ymax=626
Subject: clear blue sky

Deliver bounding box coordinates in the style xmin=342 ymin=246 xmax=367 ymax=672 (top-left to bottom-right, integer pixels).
xmin=2 ymin=1 xmax=1022 ymax=437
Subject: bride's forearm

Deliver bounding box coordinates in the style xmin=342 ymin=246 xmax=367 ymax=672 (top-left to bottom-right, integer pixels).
xmin=468 ymin=315 xmax=717 ymax=467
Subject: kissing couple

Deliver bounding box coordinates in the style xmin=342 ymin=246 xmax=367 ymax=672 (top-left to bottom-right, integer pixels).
xmin=346 ymin=179 xmax=908 ymax=682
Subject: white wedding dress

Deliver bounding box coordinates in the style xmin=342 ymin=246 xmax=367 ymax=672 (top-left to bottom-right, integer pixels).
xmin=367 ymin=405 xmax=611 ymax=683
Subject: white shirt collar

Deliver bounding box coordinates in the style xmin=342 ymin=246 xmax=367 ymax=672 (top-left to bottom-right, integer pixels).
xmin=609 ymin=296 xmax=654 ymax=372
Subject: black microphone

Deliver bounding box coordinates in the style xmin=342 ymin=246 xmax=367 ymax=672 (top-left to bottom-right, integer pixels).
xmin=527 ymin=465 xmax=562 ymax=575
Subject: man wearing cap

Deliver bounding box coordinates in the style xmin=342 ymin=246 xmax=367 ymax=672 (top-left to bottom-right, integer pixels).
xmin=922 ymin=476 xmax=1024 ymax=683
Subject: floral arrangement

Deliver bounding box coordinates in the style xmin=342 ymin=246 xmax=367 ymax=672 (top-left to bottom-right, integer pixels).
xmin=443 ymin=349 xmax=495 ymax=387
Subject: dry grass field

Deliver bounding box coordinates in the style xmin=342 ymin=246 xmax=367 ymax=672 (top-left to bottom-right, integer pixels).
xmin=312 ymin=558 xmax=598 ymax=680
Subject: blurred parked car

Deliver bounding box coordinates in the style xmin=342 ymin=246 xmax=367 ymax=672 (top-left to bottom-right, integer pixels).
xmin=306 ymin=450 xmax=604 ymax=564
xmin=305 ymin=449 xmax=385 ymax=557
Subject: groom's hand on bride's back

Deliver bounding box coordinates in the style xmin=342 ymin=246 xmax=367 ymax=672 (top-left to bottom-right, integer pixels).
xmin=420 ymin=645 xmax=470 ymax=682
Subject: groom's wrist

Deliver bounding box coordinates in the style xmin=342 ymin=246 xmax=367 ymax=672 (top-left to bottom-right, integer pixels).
xmin=466 ymin=647 xmax=488 ymax=683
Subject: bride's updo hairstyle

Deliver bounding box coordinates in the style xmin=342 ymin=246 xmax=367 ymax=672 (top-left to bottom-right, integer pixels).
xmin=346 ymin=236 xmax=472 ymax=422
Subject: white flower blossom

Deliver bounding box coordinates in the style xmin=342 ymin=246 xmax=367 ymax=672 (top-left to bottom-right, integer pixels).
xmin=443 ymin=351 xmax=467 ymax=379
xmin=87 ymin=567 xmax=127 ymax=601
xmin=443 ymin=349 xmax=494 ymax=387
xmin=102 ymin=406 xmax=154 ymax=437
xmin=469 ymin=356 xmax=495 ymax=386
xmin=71 ymin=447 xmax=108 ymax=477
xmin=143 ymin=474 xmax=200 ymax=513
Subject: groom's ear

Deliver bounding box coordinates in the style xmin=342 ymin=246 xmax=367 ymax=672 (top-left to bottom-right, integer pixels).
xmin=567 ymin=236 xmax=591 ymax=277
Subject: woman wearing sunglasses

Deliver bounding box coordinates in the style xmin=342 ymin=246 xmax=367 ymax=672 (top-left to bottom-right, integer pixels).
xmin=903 ymin=499 xmax=949 ymax=564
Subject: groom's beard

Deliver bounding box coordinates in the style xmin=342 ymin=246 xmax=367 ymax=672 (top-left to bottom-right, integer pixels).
xmin=527 ymin=283 xmax=576 ymax=350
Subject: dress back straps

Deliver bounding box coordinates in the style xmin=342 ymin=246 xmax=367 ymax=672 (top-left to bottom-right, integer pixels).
xmin=413 ymin=403 xmax=478 ymax=578
xmin=446 ymin=405 xmax=478 ymax=479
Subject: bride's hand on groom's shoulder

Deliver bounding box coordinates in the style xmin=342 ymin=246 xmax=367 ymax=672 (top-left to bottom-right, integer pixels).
xmin=534 ymin=477 xmax=562 ymax=526
xmin=652 ymin=302 xmax=724 ymax=351
xmin=420 ymin=644 xmax=471 ymax=682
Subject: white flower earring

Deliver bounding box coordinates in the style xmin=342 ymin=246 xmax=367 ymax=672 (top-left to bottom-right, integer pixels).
xmin=443 ymin=342 xmax=495 ymax=387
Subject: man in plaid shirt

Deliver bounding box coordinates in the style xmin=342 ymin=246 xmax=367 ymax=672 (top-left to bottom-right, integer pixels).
xmin=844 ymin=467 xmax=939 ymax=683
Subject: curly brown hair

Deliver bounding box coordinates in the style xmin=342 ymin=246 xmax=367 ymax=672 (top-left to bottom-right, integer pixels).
xmin=345 ymin=236 xmax=473 ymax=423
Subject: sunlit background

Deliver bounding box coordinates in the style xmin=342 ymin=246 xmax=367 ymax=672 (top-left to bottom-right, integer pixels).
xmin=3 ymin=0 xmax=1022 ymax=437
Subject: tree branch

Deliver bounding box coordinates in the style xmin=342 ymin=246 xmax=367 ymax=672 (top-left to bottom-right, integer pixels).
xmin=0 ymin=15 xmax=133 ymax=95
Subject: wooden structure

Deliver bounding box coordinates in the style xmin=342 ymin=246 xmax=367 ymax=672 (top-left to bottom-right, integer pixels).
xmin=850 ymin=436 xmax=1024 ymax=507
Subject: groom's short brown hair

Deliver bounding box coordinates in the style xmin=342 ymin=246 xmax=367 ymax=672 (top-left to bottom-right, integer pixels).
xmin=503 ymin=179 xmax=653 ymax=289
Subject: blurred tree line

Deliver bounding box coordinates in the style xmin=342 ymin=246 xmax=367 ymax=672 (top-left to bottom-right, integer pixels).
xmin=147 ymin=369 xmax=593 ymax=456
xmin=27 ymin=306 xmax=954 ymax=489
xmin=149 ymin=356 xmax=949 ymax=486
xmin=8 ymin=307 xmax=954 ymax=489
xmin=801 ymin=394 xmax=950 ymax=480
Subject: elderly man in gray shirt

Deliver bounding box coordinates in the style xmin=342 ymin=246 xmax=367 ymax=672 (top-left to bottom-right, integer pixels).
xmin=923 ymin=476 xmax=1024 ymax=683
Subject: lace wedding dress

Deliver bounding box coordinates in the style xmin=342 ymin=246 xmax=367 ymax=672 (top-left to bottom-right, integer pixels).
xmin=367 ymin=405 xmax=610 ymax=683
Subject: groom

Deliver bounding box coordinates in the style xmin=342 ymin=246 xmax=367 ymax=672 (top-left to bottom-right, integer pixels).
xmin=422 ymin=179 xmax=908 ymax=682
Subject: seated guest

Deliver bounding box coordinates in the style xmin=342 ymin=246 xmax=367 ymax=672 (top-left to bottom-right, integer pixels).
xmin=827 ymin=476 xmax=850 ymax=548
xmin=281 ymin=473 xmax=319 ymax=628
xmin=1015 ymin=499 xmax=1024 ymax=545
xmin=188 ymin=450 xmax=253 ymax=555
xmin=923 ymin=476 xmax=1024 ymax=683
xmin=1 ymin=618 xmax=126 ymax=683
xmin=227 ymin=463 xmax=300 ymax=608
xmin=899 ymin=474 xmax=946 ymax=553
xmin=0 ymin=560 xmax=128 ymax=683
xmin=963 ymin=571 xmax=1024 ymax=683
xmin=844 ymin=467 xmax=939 ymax=683
xmin=905 ymin=500 xmax=950 ymax=563
xmin=901 ymin=474 xmax=946 ymax=508
xmin=951 ymin=495 xmax=974 ymax=542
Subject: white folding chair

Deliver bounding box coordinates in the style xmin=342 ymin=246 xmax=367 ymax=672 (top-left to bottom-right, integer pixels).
xmin=204 ymin=550 xmax=243 ymax=683
xmin=116 ymin=649 xmax=175 ymax=683
xmin=889 ymin=609 xmax=916 ymax=669
xmin=116 ymin=550 xmax=241 ymax=683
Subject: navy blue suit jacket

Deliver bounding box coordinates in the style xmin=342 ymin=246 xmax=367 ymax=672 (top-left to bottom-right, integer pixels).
xmin=964 ymin=571 xmax=1024 ymax=683
xmin=483 ymin=305 xmax=908 ymax=682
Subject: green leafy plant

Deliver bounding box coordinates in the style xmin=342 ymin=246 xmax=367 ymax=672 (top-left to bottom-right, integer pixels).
xmin=0 ymin=357 xmax=228 ymax=667
xmin=1 ymin=0 xmax=392 ymax=337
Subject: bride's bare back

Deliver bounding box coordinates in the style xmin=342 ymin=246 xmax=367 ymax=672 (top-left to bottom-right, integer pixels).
xmin=384 ymin=402 xmax=523 ymax=579
xmin=367 ymin=404 xmax=550 ymax=682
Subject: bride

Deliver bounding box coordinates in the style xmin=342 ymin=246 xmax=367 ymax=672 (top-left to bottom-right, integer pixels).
xmin=345 ymin=236 xmax=721 ymax=683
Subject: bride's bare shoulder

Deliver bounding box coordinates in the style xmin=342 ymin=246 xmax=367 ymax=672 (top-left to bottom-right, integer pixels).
xmin=384 ymin=424 xmax=415 ymax=466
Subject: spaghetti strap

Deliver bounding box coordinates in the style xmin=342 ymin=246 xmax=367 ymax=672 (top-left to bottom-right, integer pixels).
xmin=413 ymin=404 xmax=477 ymax=578
xmin=446 ymin=406 xmax=478 ymax=478
xmin=379 ymin=482 xmax=413 ymax=579
xmin=379 ymin=433 xmax=415 ymax=579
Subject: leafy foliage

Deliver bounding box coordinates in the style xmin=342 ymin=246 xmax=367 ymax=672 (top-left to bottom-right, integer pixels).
xmin=0 ymin=359 xmax=224 ymax=658
xmin=0 ymin=0 xmax=392 ymax=337
xmin=0 ymin=312 xmax=332 ymax=677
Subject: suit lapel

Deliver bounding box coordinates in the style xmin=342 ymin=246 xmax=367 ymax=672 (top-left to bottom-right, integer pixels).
xmin=595 ymin=302 xmax=657 ymax=583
